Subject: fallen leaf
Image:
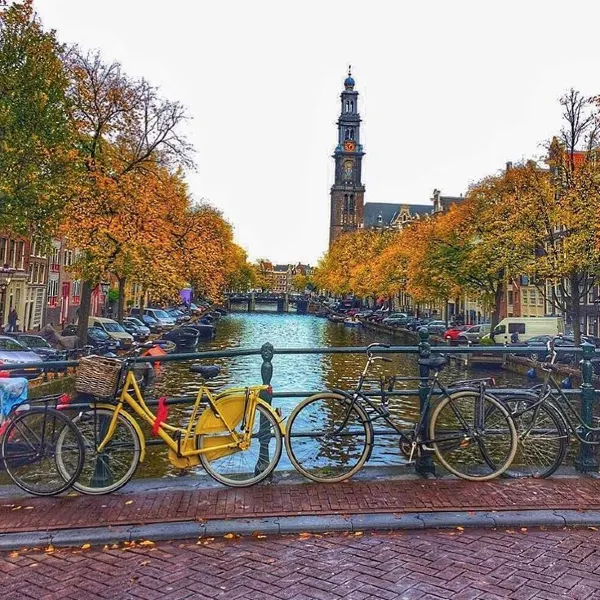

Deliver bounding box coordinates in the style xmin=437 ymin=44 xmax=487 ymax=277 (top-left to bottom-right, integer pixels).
xmin=298 ymin=532 xmax=311 ymax=539
xmin=81 ymin=544 xmax=91 ymax=550
xmin=589 ymin=526 xmax=598 ymax=531
xmin=125 ymin=500 xmax=133 ymax=505
xmin=23 ymin=507 xmax=34 ymax=510
xmin=45 ymin=545 xmax=54 ymax=554
xmin=9 ymin=551 xmax=18 ymax=558
xmin=139 ymin=540 xmax=155 ymax=547
xmin=140 ymin=560 xmax=150 ymax=566
xmin=103 ymin=545 xmax=109 ymax=551
xmin=111 ymin=544 xmax=119 ymax=549
xmin=30 ymin=563 xmax=39 ymax=567
xmin=520 ymin=528 xmax=527 ymax=533
xmin=223 ymin=533 xmax=239 ymax=540
xmin=255 ymin=535 xmax=267 ymax=540
xmin=11 ymin=506 xmax=21 ymax=511
xmin=354 ymin=531 xmax=363 ymax=537
xmin=456 ymin=526 xmax=464 ymax=532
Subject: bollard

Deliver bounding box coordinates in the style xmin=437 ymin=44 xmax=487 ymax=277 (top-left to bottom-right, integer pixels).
xmin=575 ymin=342 xmax=598 ymax=472
xmin=416 ymin=327 xmax=436 ymax=476
xmin=256 ymin=342 xmax=274 ymax=476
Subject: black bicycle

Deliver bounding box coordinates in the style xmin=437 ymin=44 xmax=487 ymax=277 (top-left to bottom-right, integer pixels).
xmin=489 ymin=336 xmax=594 ymax=478
xmin=284 ymin=343 xmax=517 ymax=482
xmin=1 ymin=394 xmax=85 ymax=496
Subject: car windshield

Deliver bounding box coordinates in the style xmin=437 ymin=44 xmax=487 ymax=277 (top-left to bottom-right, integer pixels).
xmin=152 ymin=310 xmax=170 ymax=319
xmin=88 ymin=328 xmax=109 ymax=340
xmin=102 ymin=322 xmax=125 ymax=333
xmin=144 ymin=315 xmax=158 ymax=323
xmin=126 ymin=318 xmax=144 ymax=327
xmin=19 ymin=336 xmax=50 ymax=348
xmin=0 ymin=337 xmax=27 ymax=351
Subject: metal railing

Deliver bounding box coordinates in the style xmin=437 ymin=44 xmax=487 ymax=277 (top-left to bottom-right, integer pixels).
xmin=2 ymin=327 xmax=599 ymax=474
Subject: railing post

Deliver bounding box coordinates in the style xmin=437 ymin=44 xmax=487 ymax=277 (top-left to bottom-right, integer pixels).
xmin=256 ymin=342 xmax=274 ymax=477
xmin=416 ymin=327 xmax=436 ymax=476
xmin=575 ymin=342 xmax=598 ymax=472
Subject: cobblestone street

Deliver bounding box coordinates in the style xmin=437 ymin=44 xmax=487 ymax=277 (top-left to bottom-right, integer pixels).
xmin=3 ymin=528 xmax=600 ymax=600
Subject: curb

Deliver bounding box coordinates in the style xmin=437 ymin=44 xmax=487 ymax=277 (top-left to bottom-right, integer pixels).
xmin=2 ymin=509 xmax=600 ymax=551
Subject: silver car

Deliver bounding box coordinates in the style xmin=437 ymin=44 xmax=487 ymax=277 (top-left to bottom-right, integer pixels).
xmin=457 ymin=323 xmax=491 ymax=344
xmin=0 ymin=336 xmax=44 ymax=379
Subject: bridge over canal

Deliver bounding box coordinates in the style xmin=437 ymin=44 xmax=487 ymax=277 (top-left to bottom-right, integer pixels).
xmin=224 ymin=292 xmax=313 ymax=313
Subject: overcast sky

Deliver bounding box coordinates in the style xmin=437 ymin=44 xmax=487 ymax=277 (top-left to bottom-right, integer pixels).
xmin=34 ymin=0 xmax=600 ymax=266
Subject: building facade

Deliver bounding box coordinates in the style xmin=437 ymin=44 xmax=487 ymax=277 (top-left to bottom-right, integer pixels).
xmin=329 ymin=68 xmax=365 ymax=247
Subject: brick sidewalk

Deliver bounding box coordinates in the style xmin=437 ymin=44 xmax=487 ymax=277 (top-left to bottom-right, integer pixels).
xmin=1 ymin=476 xmax=600 ymax=534
xmin=3 ymin=528 xmax=600 ymax=599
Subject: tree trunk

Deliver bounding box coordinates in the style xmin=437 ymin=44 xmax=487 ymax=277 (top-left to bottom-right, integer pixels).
xmin=117 ymin=276 xmax=126 ymax=322
xmin=570 ymin=274 xmax=582 ymax=345
xmin=77 ymin=280 xmax=94 ymax=348
xmin=491 ymin=284 xmax=504 ymax=332
xmin=139 ymin=290 xmax=146 ymax=312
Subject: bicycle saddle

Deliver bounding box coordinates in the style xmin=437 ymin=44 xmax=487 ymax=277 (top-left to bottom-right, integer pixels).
xmin=417 ymin=355 xmax=447 ymax=370
xmin=189 ymin=365 xmax=221 ymax=379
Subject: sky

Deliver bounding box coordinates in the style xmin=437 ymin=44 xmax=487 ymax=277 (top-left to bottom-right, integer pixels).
xmin=33 ymin=0 xmax=600 ymax=266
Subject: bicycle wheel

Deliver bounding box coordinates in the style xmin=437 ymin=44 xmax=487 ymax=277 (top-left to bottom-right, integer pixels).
xmin=2 ymin=407 xmax=85 ymax=496
xmin=284 ymin=392 xmax=372 ymax=483
xmin=57 ymin=408 xmax=141 ymax=495
xmin=489 ymin=395 xmax=568 ymax=478
xmin=429 ymin=390 xmax=517 ymax=481
xmin=200 ymin=403 xmax=282 ymax=487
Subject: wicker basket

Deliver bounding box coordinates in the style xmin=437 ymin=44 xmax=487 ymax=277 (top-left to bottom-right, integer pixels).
xmin=75 ymin=356 xmax=123 ymax=398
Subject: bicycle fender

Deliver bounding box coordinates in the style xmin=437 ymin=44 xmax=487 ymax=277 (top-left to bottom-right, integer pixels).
xmin=93 ymin=403 xmax=147 ymax=463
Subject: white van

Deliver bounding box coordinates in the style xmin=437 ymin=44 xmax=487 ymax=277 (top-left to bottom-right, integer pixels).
xmin=491 ymin=317 xmax=565 ymax=344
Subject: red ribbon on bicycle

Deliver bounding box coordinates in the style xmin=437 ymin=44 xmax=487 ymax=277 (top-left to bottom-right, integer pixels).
xmin=152 ymin=396 xmax=168 ymax=436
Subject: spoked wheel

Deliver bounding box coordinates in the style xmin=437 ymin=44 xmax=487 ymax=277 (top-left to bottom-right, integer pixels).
xmin=284 ymin=392 xmax=372 ymax=483
xmin=487 ymin=395 xmax=568 ymax=478
xmin=200 ymin=403 xmax=283 ymax=487
xmin=2 ymin=407 xmax=85 ymax=496
xmin=57 ymin=408 xmax=141 ymax=495
xmin=429 ymin=391 xmax=517 ymax=481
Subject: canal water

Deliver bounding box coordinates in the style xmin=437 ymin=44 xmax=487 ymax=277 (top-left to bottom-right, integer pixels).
xmin=136 ymin=312 xmax=531 ymax=480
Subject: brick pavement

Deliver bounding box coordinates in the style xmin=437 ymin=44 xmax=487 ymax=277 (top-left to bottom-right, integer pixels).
xmin=3 ymin=528 xmax=600 ymax=599
xmin=1 ymin=477 xmax=600 ymax=534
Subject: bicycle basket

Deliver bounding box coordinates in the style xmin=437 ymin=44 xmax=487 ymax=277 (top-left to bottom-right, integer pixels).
xmin=75 ymin=356 xmax=122 ymax=398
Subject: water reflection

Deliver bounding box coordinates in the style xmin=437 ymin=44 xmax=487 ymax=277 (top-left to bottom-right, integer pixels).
xmin=137 ymin=313 xmax=532 ymax=479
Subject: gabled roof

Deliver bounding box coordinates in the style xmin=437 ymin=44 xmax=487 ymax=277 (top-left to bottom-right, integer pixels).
xmin=363 ymin=202 xmax=433 ymax=227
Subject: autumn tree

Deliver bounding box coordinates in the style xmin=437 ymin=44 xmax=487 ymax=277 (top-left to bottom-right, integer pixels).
xmin=0 ymin=0 xmax=75 ymax=238
xmin=62 ymin=48 xmax=193 ymax=342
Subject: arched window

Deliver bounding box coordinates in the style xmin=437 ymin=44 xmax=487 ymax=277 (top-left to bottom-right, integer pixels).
xmin=344 ymin=129 xmax=350 ymax=140
xmin=343 ymin=194 xmax=349 ymax=213
xmin=350 ymin=100 xmax=354 ymax=112
xmin=349 ymin=195 xmax=355 ymax=214
xmin=349 ymin=128 xmax=355 ymax=140
xmin=377 ymin=214 xmax=383 ymax=224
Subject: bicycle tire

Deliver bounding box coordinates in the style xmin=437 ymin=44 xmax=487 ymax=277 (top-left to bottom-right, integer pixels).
xmin=485 ymin=395 xmax=569 ymax=478
xmin=2 ymin=407 xmax=85 ymax=496
xmin=429 ymin=390 xmax=517 ymax=481
xmin=57 ymin=408 xmax=141 ymax=495
xmin=200 ymin=403 xmax=283 ymax=487
xmin=284 ymin=392 xmax=372 ymax=483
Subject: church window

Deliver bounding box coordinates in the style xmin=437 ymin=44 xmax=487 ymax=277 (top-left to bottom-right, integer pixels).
xmin=377 ymin=214 xmax=383 ymax=224
xmin=344 ymin=129 xmax=349 ymax=140
xmin=349 ymin=128 xmax=355 ymax=140
xmin=350 ymin=100 xmax=354 ymax=112
xmin=349 ymin=195 xmax=355 ymax=214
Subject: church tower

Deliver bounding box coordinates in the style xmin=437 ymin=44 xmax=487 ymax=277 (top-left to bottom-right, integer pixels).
xmin=329 ymin=67 xmax=365 ymax=247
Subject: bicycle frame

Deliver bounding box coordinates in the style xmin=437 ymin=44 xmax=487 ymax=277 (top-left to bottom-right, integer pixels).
xmin=335 ymin=352 xmax=491 ymax=456
xmin=96 ymin=368 xmax=269 ymax=459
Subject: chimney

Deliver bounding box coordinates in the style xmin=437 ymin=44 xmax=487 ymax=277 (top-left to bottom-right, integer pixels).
xmin=506 ymin=161 xmax=513 ymax=171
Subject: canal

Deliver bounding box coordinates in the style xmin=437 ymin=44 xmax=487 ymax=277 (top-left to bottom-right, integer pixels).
xmin=136 ymin=312 xmax=531 ymax=480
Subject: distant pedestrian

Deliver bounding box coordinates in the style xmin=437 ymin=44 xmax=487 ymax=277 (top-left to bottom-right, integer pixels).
xmin=510 ymin=331 xmax=519 ymax=344
xmin=6 ymin=308 xmax=18 ymax=332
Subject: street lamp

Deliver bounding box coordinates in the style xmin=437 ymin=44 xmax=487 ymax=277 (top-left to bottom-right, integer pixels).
xmin=0 ymin=263 xmax=16 ymax=330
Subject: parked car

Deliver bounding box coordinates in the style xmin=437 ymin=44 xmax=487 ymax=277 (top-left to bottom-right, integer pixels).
xmin=491 ymin=317 xmax=565 ymax=345
xmin=522 ymin=334 xmax=598 ymax=364
xmin=456 ymin=323 xmax=491 ymax=345
xmin=0 ymin=336 xmax=44 ymax=379
xmin=425 ymin=320 xmax=449 ymax=336
xmin=354 ymin=310 xmax=373 ymax=318
xmin=442 ymin=325 xmax=470 ymax=343
xmin=406 ymin=318 xmax=427 ymax=331
xmin=62 ymin=325 xmax=119 ymax=354
xmin=88 ymin=317 xmax=134 ymax=348
xmin=140 ymin=314 xmax=162 ymax=333
xmin=381 ymin=313 xmax=409 ymax=327
xmin=130 ymin=308 xmax=176 ymax=330
xmin=122 ymin=317 xmax=151 ymax=340
xmin=8 ymin=334 xmax=66 ymax=362
xmin=367 ymin=310 xmax=389 ymax=323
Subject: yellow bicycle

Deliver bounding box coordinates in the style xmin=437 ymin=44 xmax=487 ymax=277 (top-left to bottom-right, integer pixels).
xmin=58 ymin=356 xmax=284 ymax=494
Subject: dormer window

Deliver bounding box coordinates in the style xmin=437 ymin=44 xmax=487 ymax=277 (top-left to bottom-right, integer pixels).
xmin=377 ymin=214 xmax=383 ymax=224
